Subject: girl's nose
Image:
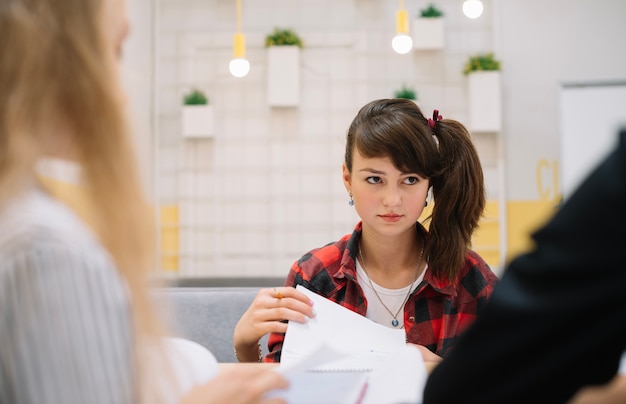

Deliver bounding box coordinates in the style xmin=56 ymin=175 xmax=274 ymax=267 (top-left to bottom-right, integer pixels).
xmin=382 ymin=185 xmax=401 ymax=206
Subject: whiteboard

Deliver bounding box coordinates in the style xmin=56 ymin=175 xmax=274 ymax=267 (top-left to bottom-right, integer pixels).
xmin=559 ymin=82 xmax=626 ymax=200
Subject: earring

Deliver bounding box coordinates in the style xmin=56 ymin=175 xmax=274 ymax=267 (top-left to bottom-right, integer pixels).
xmin=348 ymin=193 xmax=354 ymax=206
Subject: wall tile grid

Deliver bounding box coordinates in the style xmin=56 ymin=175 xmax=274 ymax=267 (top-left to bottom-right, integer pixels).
xmin=156 ymin=0 xmax=499 ymax=277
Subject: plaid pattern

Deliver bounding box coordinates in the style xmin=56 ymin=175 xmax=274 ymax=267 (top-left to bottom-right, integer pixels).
xmin=265 ymin=221 xmax=499 ymax=362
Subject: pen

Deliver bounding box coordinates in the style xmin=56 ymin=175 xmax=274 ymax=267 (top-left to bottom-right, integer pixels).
xmin=355 ymin=380 xmax=369 ymax=404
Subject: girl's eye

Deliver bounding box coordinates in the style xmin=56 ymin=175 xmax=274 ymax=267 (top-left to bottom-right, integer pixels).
xmin=404 ymin=176 xmax=419 ymax=185
xmin=366 ymin=176 xmax=382 ymax=184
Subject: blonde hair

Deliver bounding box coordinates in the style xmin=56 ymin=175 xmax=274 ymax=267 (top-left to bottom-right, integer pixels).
xmin=0 ymin=0 xmax=168 ymax=400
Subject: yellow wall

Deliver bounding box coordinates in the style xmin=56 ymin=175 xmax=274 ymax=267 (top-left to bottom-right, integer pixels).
xmin=505 ymin=200 xmax=559 ymax=262
xmin=472 ymin=201 xmax=501 ymax=269
xmin=160 ymin=205 xmax=180 ymax=272
xmin=473 ymin=199 xmax=559 ymax=271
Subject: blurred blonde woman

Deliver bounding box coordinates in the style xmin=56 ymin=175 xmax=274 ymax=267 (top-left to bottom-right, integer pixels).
xmin=0 ymin=0 xmax=286 ymax=403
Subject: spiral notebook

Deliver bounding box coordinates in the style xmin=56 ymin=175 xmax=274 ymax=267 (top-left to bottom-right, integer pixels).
xmin=271 ymin=285 xmax=426 ymax=403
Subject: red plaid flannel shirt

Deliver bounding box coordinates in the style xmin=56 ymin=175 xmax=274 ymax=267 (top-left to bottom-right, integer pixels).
xmin=265 ymin=221 xmax=499 ymax=362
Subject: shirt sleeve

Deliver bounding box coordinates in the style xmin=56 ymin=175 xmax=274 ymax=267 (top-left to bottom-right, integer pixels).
xmin=0 ymin=241 xmax=136 ymax=404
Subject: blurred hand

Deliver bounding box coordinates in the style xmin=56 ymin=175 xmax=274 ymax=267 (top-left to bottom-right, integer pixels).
xmin=233 ymin=286 xmax=316 ymax=362
xmin=569 ymin=375 xmax=626 ymax=404
xmin=182 ymin=365 xmax=288 ymax=404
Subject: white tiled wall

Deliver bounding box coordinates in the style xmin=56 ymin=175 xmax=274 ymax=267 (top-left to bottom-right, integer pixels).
xmin=155 ymin=0 xmax=498 ymax=277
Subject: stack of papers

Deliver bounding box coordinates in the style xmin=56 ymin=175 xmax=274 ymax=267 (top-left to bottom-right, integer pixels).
xmin=266 ymin=285 xmax=427 ymax=404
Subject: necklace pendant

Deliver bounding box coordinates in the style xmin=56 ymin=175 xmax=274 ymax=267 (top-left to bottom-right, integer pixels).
xmin=391 ymin=318 xmax=399 ymax=327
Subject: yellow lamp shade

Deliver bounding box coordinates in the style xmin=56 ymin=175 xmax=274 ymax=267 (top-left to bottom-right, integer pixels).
xmin=233 ymin=32 xmax=246 ymax=58
xmin=396 ymin=9 xmax=409 ymax=34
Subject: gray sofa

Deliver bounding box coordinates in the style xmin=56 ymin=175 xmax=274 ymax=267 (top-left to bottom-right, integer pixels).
xmin=153 ymin=282 xmax=283 ymax=363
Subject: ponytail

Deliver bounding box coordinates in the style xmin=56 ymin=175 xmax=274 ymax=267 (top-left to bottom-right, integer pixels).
xmin=425 ymin=119 xmax=485 ymax=281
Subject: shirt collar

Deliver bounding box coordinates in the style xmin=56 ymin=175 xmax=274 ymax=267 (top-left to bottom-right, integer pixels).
xmin=335 ymin=222 xmax=363 ymax=282
xmin=423 ymin=267 xmax=458 ymax=297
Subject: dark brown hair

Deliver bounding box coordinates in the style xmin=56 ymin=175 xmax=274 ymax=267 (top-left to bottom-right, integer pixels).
xmin=345 ymin=98 xmax=486 ymax=281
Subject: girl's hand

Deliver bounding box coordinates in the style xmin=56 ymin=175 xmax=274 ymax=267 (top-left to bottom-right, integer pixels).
xmin=233 ymin=287 xmax=316 ymax=362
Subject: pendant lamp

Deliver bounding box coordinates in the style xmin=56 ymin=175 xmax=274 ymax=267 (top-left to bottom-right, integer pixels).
xmin=463 ymin=0 xmax=484 ymax=19
xmin=229 ymin=0 xmax=250 ymax=78
xmin=391 ymin=0 xmax=412 ymax=54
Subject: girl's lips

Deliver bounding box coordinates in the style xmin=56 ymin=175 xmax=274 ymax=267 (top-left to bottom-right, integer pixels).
xmin=380 ymin=214 xmax=402 ymax=222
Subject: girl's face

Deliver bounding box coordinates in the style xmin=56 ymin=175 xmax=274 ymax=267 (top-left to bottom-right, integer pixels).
xmin=343 ymin=148 xmax=429 ymax=238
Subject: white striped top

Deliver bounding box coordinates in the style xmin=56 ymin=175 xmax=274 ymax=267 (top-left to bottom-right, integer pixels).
xmin=0 ymin=188 xmax=136 ymax=403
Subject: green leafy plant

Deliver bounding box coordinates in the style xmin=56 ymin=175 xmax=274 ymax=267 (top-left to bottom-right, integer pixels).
xmin=463 ymin=52 xmax=502 ymax=75
xmin=265 ymin=27 xmax=303 ymax=48
xmin=420 ymin=3 xmax=444 ymax=18
xmin=394 ymin=85 xmax=417 ymax=100
xmin=183 ymin=88 xmax=208 ymax=105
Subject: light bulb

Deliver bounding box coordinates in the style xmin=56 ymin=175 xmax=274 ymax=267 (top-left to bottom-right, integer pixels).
xmin=229 ymin=58 xmax=250 ymax=78
xmin=392 ymin=34 xmax=413 ymax=54
xmin=463 ymin=0 xmax=484 ymax=19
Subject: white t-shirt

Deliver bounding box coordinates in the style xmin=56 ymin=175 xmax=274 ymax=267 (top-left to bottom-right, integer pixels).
xmin=356 ymin=260 xmax=427 ymax=329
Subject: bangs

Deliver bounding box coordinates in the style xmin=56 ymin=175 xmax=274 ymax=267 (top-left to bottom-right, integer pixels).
xmin=354 ymin=114 xmax=434 ymax=177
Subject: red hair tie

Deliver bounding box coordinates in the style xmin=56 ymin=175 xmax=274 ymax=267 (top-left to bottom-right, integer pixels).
xmin=428 ymin=109 xmax=442 ymax=128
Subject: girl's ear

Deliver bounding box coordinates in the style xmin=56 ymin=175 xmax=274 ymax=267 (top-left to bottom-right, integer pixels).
xmin=342 ymin=163 xmax=351 ymax=191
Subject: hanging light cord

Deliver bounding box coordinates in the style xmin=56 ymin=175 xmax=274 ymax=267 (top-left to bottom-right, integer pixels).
xmin=236 ymin=0 xmax=242 ymax=33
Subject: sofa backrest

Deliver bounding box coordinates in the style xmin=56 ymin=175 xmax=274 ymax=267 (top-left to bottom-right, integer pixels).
xmin=152 ymin=287 xmax=272 ymax=363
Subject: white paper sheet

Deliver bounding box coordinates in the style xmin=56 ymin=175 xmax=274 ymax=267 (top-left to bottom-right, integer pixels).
xmin=281 ymin=285 xmax=407 ymax=371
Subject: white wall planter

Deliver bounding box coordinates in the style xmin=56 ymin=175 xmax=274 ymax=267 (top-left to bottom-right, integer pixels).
xmin=267 ymin=46 xmax=300 ymax=107
xmin=468 ymin=71 xmax=502 ymax=132
xmin=182 ymin=105 xmax=214 ymax=138
xmin=412 ymin=17 xmax=445 ymax=50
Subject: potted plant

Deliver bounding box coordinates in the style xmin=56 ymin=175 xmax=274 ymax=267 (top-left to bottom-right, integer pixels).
xmin=394 ymin=85 xmax=417 ymax=101
xmin=181 ymin=88 xmax=214 ymax=138
xmin=420 ymin=3 xmax=444 ymax=17
xmin=463 ymin=52 xmax=501 ymax=75
xmin=463 ymin=52 xmax=502 ymax=132
xmin=265 ymin=27 xmax=303 ymax=107
xmin=412 ymin=3 xmax=445 ymax=50
xmin=265 ymin=27 xmax=303 ymax=48
xmin=183 ymin=88 xmax=208 ymax=105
